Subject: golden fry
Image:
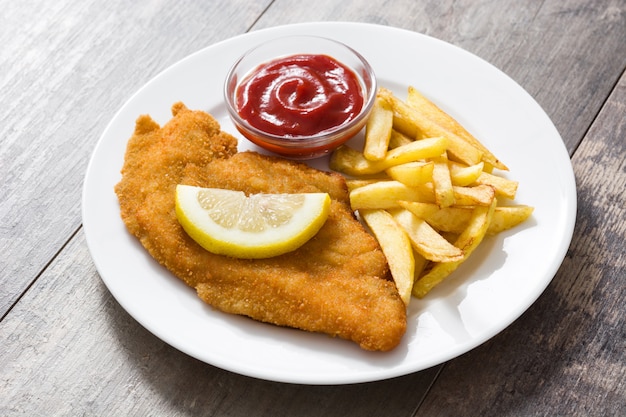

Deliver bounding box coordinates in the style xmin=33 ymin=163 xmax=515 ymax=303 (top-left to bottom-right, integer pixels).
xmin=361 ymin=209 xmax=415 ymax=306
xmin=431 ymin=153 xmax=455 ymax=208
xmin=451 ymin=184 xmax=496 ymax=206
xmin=413 ymin=250 xmax=429 ymax=282
xmin=406 ymin=86 xmax=508 ymax=170
xmin=420 ymin=206 xmax=474 ymax=233
xmin=487 ymin=205 xmax=534 ymax=234
xmin=474 ymin=172 xmax=519 ymax=200
xmin=397 ymin=201 xmax=440 ymax=219
xmin=330 ymin=137 xmax=447 ymax=176
xmin=401 ymin=202 xmax=533 ymax=235
xmin=386 ymin=161 xmax=434 ymax=186
xmin=378 ymin=88 xmax=484 ymax=166
xmin=414 ymin=183 xmax=496 ymax=206
xmin=449 ymin=161 xmax=484 ymax=186
xmin=412 ymin=198 xmax=496 ymax=298
xmin=389 ymin=129 xmax=414 ymax=149
xmin=391 ymin=209 xmax=464 ymax=262
xmin=346 ymin=178 xmax=388 ymax=192
xmin=364 ymin=96 xmax=394 ymax=161
xmin=350 ymin=181 xmax=432 ymax=210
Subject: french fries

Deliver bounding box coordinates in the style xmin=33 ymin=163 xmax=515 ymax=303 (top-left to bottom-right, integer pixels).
xmin=361 ymin=209 xmax=414 ymax=306
xmin=431 ymin=153 xmax=455 ymax=208
xmin=377 ymin=87 xmax=484 ymax=166
xmin=390 ymin=209 xmax=464 ymax=263
xmin=386 ymin=161 xmax=434 ymax=186
xmin=364 ymin=96 xmax=394 ymax=161
xmin=405 ymin=86 xmax=508 ymax=170
xmin=474 ymin=171 xmax=518 ymax=199
xmin=331 ymin=86 xmax=534 ymax=302
xmin=330 ymin=137 xmax=448 ymax=176
xmin=412 ymin=199 xmax=496 ymax=298
xmin=350 ymin=181 xmax=431 ymax=210
xmin=449 ymin=161 xmax=484 ymax=186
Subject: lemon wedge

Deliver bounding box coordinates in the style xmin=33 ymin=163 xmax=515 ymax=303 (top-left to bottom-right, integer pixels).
xmin=175 ymin=185 xmax=331 ymax=259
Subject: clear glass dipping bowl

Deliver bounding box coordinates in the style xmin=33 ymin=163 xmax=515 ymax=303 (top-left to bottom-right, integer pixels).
xmin=224 ymin=35 xmax=376 ymax=160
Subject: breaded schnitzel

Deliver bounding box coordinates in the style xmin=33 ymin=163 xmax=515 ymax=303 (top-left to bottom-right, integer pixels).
xmin=115 ymin=102 xmax=406 ymax=351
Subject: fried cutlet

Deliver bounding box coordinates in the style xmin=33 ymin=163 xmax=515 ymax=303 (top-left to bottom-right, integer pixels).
xmin=115 ymin=102 xmax=406 ymax=351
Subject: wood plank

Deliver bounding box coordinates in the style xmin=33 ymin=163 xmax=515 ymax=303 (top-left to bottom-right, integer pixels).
xmin=0 ymin=0 xmax=270 ymax=317
xmin=0 ymin=230 xmax=438 ymax=416
xmin=415 ymin=70 xmax=626 ymax=416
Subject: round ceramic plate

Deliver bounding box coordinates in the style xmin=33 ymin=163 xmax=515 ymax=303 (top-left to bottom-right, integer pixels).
xmin=82 ymin=22 xmax=576 ymax=385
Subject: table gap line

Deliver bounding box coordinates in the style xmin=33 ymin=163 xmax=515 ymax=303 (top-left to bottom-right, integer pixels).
xmin=247 ymin=0 xmax=276 ymax=32
xmin=570 ymin=65 xmax=626 ymax=159
xmin=0 ymin=225 xmax=82 ymax=323
xmin=411 ymin=363 xmax=446 ymax=417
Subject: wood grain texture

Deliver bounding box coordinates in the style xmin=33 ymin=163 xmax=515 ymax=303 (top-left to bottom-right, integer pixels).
xmin=0 ymin=0 xmax=270 ymax=317
xmin=416 ymin=71 xmax=626 ymax=417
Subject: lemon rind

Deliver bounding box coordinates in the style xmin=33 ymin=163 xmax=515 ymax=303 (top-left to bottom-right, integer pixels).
xmin=175 ymin=185 xmax=330 ymax=259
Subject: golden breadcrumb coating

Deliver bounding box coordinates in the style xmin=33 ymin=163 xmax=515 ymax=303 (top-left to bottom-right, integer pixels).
xmin=115 ymin=102 xmax=406 ymax=351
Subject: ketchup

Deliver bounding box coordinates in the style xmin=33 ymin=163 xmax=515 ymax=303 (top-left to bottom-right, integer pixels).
xmin=235 ymin=54 xmax=364 ymax=137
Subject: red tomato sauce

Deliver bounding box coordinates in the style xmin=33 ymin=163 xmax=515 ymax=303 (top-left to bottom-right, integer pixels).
xmin=235 ymin=54 xmax=364 ymax=137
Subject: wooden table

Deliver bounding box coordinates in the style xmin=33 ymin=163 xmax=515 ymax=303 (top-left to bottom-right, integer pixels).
xmin=2 ymin=1 xmax=625 ymax=415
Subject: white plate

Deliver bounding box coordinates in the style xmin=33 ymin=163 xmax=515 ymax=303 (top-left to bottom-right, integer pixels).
xmin=82 ymin=22 xmax=576 ymax=385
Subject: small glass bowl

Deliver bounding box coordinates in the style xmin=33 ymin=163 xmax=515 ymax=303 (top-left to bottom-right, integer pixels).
xmin=224 ymin=35 xmax=377 ymax=159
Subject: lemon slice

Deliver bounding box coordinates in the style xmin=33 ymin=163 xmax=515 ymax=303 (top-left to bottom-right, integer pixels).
xmin=175 ymin=185 xmax=331 ymax=259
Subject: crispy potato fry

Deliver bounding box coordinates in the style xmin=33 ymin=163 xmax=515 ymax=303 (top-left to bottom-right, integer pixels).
xmin=431 ymin=153 xmax=455 ymax=208
xmin=364 ymin=96 xmax=394 ymax=161
xmin=401 ymin=202 xmax=534 ymax=235
xmin=346 ymin=178 xmax=387 ymax=192
xmin=378 ymin=88 xmax=484 ymax=166
xmin=419 ymin=206 xmax=474 ymax=233
xmin=440 ymin=231 xmax=459 ymax=243
xmin=329 ymin=145 xmax=371 ymax=175
xmin=415 ymin=183 xmax=495 ymax=206
xmin=406 ymin=86 xmax=508 ymax=170
xmin=330 ymin=137 xmax=447 ymax=176
xmin=385 ymin=161 xmax=434 ymax=186
xmin=391 ymin=209 xmax=464 ymax=262
xmin=413 ymin=250 xmax=429 ymax=281
xmin=487 ymin=205 xmax=534 ymax=234
xmin=412 ymin=198 xmax=496 ymax=298
xmin=389 ymin=129 xmax=414 ymax=149
xmin=383 ymin=138 xmax=448 ymax=167
xmin=474 ymin=172 xmax=519 ymax=199
xmin=449 ymin=161 xmax=484 ymax=186
xmin=482 ymin=162 xmax=495 ymax=174
xmin=397 ymin=201 xmax=440 ymax=219
xmin=350 ymin=181 xmax=432 ymax=210
xmin=361 ymin=209 xmax=414 ymax=305
xmin=451 ymin=184 xmax=496 ymax=206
